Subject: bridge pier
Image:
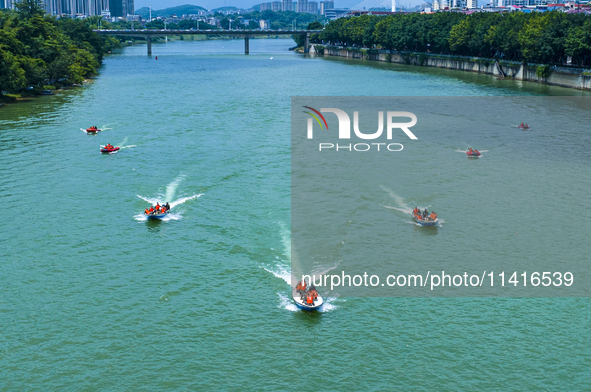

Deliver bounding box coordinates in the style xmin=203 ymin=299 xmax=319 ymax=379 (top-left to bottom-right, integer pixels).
xmin=147 ymin=36 xmax=152 ymax=56
xmin=245 ymin=36 xmax=249 ymax=55
xmin=304 ymin=33 xmax=310 ymax=54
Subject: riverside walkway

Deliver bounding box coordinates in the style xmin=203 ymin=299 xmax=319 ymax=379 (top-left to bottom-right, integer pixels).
xmin=94 ymin=29 xmax=322 ymax=55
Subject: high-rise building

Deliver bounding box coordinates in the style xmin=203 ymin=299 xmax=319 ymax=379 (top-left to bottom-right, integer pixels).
xmin=282 ymin=0 xmax=292 ymax=11
xmin=319 ymin=0 xmax=333 ymax=13
xmin=307 ymin=1 xmax=318 ymax=13
xmin=91 ymin=0 xmax=109 ymax=16
xmin=297 ymin=0 xmax=307 ymax=12
xmin=271 ymin=1 xmax=281 ymax=11
xmin=108 ymin=0 xmax=133 ymax=17
xmin=467 ymin=0 xmax=477 ymax=8
xmin=260 ymin=2 xmax=270 ymax=11
xmin=43 ymin=0 xmax=62 ymax=14
xmin=1 ymin=0 xmax=117 ymax=15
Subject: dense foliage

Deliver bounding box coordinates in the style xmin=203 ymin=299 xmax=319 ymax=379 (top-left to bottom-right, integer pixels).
xmin=294 ymin=21 xmax=324 ymax=47
xmin=317 ymin=12 xmax=591 ymax=65
xmin=0 ymin=0 xmax=118 ymax=96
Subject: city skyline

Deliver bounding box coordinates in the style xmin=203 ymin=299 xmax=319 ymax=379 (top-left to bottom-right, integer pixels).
xmin=132 ymin=0 xmax=427 ymax=10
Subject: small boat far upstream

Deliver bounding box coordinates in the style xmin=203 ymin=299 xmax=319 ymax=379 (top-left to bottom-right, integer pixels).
xmin=101 ymin=144 xmax=119 ymax=153
xmin=412 ymin=207 xmax=439 ymax=226
xmin=466 ymin=148 xmax=481 ymax=157
xmin=518 ymin=123 xmax=530 ymax=129
xmin=292 ymin=279 xmax=323 ymax=311
xmin=86 ymin=126 xmax=101 ymax=134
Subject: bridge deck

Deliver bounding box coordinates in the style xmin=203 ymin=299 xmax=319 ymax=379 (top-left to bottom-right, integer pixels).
xmin=95 ymin=29 xmax=320 ymax=55
xmin=94 ymin=29 xmax=322 ymax=37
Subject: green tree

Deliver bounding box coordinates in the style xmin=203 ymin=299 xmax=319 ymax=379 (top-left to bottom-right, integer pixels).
xmin=565 ymin=19 xmax=591 ymax=65
xmin=15 ymin=0 xmax=45 ymax=19
xmin=0 ymin=47 xmax=27 ymax=93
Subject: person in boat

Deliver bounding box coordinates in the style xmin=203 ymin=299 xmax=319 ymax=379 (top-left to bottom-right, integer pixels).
xmin=309 ymin=288 xmax=318 ymax=300
xmin=296 ymin=280 xmax=307 ymax=291
xmin=306 ymin=294 xmax=314 ymax=305
xmin=149 ymin=206 xmax=154 ymax=214
xmin=525 ymin=124 xmax=529 ymax=128
xmin=474 ymin=149 xmax=479 ymax=154
xmin=423 ymin=209 xmax=428 ymax=218
xmin=430 ymin=212 xmax=436 ymax=220
xmin=155 ymin=203 xmax=161 ymax=212
xmin=165 ymin=202 xmax=170 ymax=212
xmin=413 ymin=207 xmax=419 ymax=215
xmin=468 ymin=148 xmax=473 ymax=153
xmin=520 ymin=123 xmax=524 ymax=127
xmin=145 ymin=208 xmax=149 ymax=215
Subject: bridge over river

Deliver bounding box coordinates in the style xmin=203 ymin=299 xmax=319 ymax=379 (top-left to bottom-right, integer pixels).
xmin=94 ymin=30 xmax=323 ymax=55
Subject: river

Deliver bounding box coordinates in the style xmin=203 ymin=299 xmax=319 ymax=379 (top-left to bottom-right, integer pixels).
xmin=1 ymin=38 xmax=589 ymax=390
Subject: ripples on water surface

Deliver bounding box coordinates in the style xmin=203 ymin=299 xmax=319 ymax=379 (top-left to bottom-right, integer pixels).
xmin=1 ymin=39 xmax=589 ymax=390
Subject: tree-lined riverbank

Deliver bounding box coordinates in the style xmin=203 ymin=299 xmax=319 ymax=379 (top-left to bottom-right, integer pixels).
xmin=314 ymin=12 xmax=591 ymax=67
xmin=0 ymin=0 xmax=118 ymax=102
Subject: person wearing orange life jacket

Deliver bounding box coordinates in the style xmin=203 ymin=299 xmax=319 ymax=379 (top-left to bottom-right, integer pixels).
xmin=309 ymin=288 xmax=318 ymax=300
xmin=145 ymin=208 xmax=150 ymax=215
xmin=155 ymin=203 xmax=161 ymax=212
xmin=306 ymin=295 xmax=314 ymax=305
xmin=413 ymin=207 xmax=419 ymax=215
xmin=430 ymin=212 xmax=436 ymax=220
xmin=149 ymin=207 xmax=154 ymax=213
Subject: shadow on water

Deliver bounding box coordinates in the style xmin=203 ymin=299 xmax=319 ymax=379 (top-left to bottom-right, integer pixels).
xmin=145 ymin=219 xmax=163 ymax=233
xmin=414 ymin=225 xmax=439 ymax=236
xmin=293 ymin=309 xmax=323 ymax=324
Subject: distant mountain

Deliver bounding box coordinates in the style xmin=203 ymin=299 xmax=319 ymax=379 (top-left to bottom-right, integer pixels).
xmin=211 ymin=6 xmax=241 ymax=11
xmin=135 ymin=4 xmax=207 ymax=18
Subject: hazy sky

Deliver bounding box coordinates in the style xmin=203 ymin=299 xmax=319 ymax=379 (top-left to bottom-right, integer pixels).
xmin=133 ymin=0 xmax=426 ymax=11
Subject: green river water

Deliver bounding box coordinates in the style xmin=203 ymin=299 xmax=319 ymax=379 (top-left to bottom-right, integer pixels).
xmin=1 ymin=38 xmax=590 ymax=390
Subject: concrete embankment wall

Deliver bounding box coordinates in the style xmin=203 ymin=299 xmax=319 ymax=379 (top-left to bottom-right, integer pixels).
xmin=321 ymin=46 xmax=591 ymax=91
